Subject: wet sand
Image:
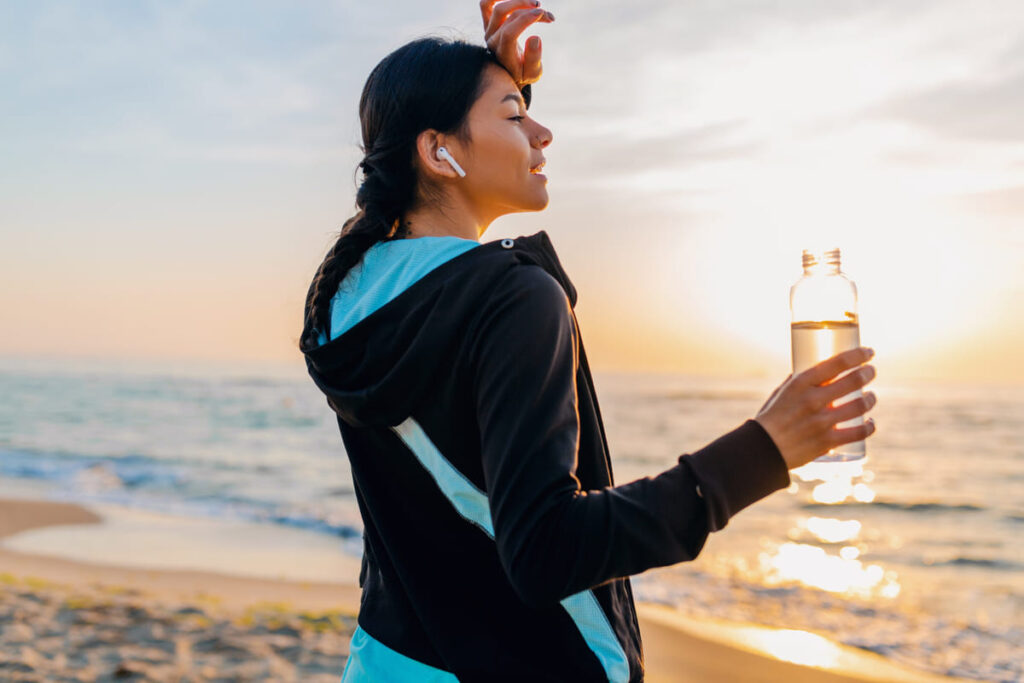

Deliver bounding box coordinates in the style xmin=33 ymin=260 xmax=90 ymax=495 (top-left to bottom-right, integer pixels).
xmin=0 ymin=497 xmax=969 ymax=682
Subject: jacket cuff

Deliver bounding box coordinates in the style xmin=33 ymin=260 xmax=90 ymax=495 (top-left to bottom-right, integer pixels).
xmin=680 ymin=419 xmax=791 ymax=532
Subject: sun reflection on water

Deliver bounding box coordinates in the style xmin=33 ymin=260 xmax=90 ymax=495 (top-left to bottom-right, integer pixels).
xmin=791 ymin=458 xmax=865 ymax=485
xmin=787 ymin=458 xmax=880 ymax=506
xmin=753 ymin=467 xmax=901 ymax=600
xmin=803 ymin=516 xmax=861 ymax=543
xmin=757 ymin=542 xmax=900 ymax=598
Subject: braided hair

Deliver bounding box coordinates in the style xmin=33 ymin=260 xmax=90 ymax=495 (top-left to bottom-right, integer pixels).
xmin=299 ymin=37 xmax=530 ymax=353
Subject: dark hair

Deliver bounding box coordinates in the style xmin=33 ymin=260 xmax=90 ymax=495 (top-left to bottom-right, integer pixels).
xmin=299 ymin=36 xmax=530 ymax=353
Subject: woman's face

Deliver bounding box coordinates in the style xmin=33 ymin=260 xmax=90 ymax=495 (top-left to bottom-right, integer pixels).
xmin=448 ymin=64 xmax=553 ymax=218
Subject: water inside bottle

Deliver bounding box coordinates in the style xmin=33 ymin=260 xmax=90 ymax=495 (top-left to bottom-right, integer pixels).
xmin=791 ymin=320 xmax=866 ymax=462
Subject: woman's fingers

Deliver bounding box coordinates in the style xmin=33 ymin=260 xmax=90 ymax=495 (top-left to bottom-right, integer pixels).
xmin=481 ymin=0 xmax=538 ymax=31
xmin=491 ymin=7 xmax=552 ymax=50
xmin=480 ymin=0 xmax=500 ymax=29
xmin=815 ymin=363 xmax=876 ymax=407
xmin=827 ymin=417 xmax=877 ymax=448
xmin=487 ymin=7 xmax=553 ymax=85
xmin=480 ymin=0 xmax=554 ymax=87
xmin=825 ymin=391 xmax=877 ymax=426
xmin=485 ymin=0 xmax=540 ymax=36
xmin=522 ymin=35 xmax=542 ymax=82
xmin=799 ymin=346 xmax=874 ymax=389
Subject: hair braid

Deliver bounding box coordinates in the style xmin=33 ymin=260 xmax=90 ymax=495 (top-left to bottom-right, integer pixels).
xmin=298 ymin=157 xmax=415 ymax=353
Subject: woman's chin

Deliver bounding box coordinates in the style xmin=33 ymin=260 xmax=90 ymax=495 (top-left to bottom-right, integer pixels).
xmin=528 ymin=185 xmax=550 ymax=210
xmin=498 ymin=187 xmax=550 ymax=214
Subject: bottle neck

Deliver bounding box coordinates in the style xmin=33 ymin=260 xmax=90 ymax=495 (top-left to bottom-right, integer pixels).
xmin=802 ymin=248 xmax=841 ymax=275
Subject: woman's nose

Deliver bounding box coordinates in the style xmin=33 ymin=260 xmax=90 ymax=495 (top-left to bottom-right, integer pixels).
xmin=533 ymin=122 xmax=553 ymax=148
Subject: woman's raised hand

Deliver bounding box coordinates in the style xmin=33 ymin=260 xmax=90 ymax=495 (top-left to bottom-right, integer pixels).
xmin=755 ymin=347 xmax=878 ymax=470
xmin=480 ymin=0 xmax=555 ymax=87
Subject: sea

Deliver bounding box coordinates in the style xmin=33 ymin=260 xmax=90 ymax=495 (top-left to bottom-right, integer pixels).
xmin=0 ymin=355 xmax=1020 ymax=682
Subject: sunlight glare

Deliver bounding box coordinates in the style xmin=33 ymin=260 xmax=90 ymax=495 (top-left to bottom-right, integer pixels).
xmin=792 ymin=457 xmax=865 ymax=484
xmin=804 ymin=517 xmax=862 ymax=543
xmin=851 ymin=483 xmax=876 ymax=502
xmin=735 ymin=628 xmax=842 ymax=669
xmin=759 ymin=542 xmax=900 ymax=599
xmin=839 ymin=546 xmax=860 ymax=560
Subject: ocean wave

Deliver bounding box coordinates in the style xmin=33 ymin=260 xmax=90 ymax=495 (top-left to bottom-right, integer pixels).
xmin=0 ymin=468 xmax=365 ymax=543
xmin=924 ymin=557 xmax=1024 ymax=571
xmin=0 ymin=447 xmax=188 ymax=487
xmin=867 ymin=550 xmax=1023 ymax=573
xmin=801 ymin=500 xmax=986 ymax=514
xmin=661 ymin=390 xmax=764 ymax=402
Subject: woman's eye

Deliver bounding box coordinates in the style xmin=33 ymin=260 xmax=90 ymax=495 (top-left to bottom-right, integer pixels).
xmin=509 ymin=116 xmax=525 ymax=122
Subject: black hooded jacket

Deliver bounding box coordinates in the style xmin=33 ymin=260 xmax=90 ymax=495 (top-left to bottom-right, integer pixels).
xmin=303 ymin=230 xmax=792 ymax=682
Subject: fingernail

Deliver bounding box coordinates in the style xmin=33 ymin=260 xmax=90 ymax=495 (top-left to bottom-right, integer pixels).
xmin=531 ymin=0 xmax=540 ymax=5
xmin=546 ymin=10 xmax=555 ymax=19
xmin=866 ymin=347 xmax=875 ymax=357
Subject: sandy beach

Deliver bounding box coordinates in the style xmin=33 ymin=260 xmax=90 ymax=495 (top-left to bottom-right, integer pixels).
xmin=0 ymin=496 xmax=973 ymax=682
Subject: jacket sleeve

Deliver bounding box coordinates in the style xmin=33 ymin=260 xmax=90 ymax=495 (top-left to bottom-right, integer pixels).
xmin=469 ymin=265 xmax=791 ymax=608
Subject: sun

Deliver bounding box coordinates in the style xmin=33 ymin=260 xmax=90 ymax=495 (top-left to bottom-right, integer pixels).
xmin=670 ymin=163 xmax=994 ymax=377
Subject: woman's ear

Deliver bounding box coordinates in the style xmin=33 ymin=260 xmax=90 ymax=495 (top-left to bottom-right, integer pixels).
xmin=415 ymin=130 xmax=463 ymax=179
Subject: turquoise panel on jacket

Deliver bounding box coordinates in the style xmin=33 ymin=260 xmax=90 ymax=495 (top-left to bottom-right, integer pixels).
xmin=389 ymin=416 xmax=630 ymax=682
xmin=317 ymin=235 xmax=480 ymax=346
xmin=340 ymin=625 xmax=460 ymax=682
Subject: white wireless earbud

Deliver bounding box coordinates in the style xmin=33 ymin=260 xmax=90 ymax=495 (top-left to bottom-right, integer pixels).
xmin=436 ymin=146 xmax=466 ymax=178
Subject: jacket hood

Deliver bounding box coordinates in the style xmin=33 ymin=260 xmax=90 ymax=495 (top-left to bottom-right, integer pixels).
xmin=303 ymin=230 xmax=578 ymax=429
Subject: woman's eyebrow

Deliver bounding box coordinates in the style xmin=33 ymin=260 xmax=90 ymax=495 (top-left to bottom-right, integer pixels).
xmin=500 ymin=92 xmax=526 ymax=108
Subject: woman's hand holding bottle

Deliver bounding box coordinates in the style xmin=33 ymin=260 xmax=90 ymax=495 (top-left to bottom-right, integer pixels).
xmin=755 ymin=347 xmax=878 ymax=470
xmin=480 ymin=0 xmax=555 ymax=87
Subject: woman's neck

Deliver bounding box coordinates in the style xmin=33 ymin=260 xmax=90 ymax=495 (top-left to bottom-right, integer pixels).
xmin=399 ymin=198 xmax=488 ymax=241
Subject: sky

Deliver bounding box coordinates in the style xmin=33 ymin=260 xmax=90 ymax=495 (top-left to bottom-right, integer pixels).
xmin=2 ymin=0 xmax=1023 ymax=384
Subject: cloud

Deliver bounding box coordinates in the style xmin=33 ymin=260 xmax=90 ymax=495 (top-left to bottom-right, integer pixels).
xmin=868 ymin=70 xmax=1024 ymax=142
xmin=553 ymin=118 xmax=760 ymax=187
xmin=946 ymin=183 xmax=1024 ymax=248
xmin=951 ymin=183 xmax=1024 ymax=216
xmin=0 ymin=2 xmax=368 ymax=164
xmin=527 ymin=0 xmax=904 ymax=121
xmin=865 ymin=34 xmax=1024 ymax=142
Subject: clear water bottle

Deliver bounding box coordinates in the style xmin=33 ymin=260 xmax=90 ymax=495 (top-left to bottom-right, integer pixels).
xmin=790 ymin=248 xmax=866 ymax=463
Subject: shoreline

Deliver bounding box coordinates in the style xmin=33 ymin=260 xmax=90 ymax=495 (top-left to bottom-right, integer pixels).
xmin=0 ymin=495 xmax=970 ymax=682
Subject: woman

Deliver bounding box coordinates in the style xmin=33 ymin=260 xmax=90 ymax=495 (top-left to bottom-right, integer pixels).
xmin=299 ymin=3 xmax=878 ymax=681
